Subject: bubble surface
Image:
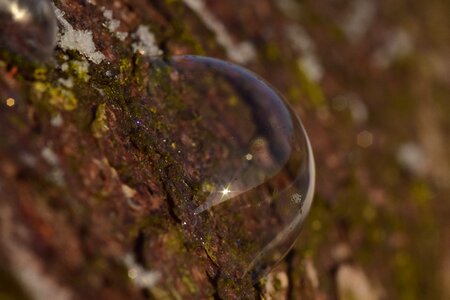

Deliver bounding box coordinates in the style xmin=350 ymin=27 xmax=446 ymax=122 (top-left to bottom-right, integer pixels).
xmin=148 ymin=55 xmax=315 ymax=281
xmin=0 ymin=0 xmax=57 ymax=61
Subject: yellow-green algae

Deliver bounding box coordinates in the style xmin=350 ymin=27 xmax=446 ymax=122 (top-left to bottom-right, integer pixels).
xmin=32 ymin=82 xmax=78 ymax=111
xmin=91 ymin=103 xmax=109 ymax=138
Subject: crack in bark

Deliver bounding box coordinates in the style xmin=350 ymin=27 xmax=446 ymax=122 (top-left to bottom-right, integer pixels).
xmin=206 ymin=270 xmax=222 ymax=300
xmin=132 ymin=230 xmax=152 ymax=299
xmin=160 ymin=166 xmax=183 ymax=224
xmin=285 ymin=250 xmax=294 ymax=300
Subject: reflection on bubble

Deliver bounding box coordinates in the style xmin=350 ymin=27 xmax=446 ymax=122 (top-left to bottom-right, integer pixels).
xmin=149 ymin=55 xmax=315 ymax=282
xmin=0 ymin=0 xmax=57 ymax=61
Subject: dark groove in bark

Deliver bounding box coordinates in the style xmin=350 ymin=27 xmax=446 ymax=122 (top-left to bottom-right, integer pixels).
xmin=285 ymin=250 xmax=294 ymax=300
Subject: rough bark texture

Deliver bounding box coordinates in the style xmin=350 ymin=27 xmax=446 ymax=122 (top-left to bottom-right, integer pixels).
xmin=1 ymin=0 xmax=450 ymax=299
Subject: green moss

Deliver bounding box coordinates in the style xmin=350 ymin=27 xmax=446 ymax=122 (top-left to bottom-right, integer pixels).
xmin=165 ymin=228 xmax=186 ymax=254
xmin=392 ymin=251 xmax=418 ymax=300
xmin=227 ymin=95 xmax=239 ymax=107
xmin=33 ymin=67 xmax=48 ymax=81
xmin=119 ymin=58 xmax=133 ymax=85
xmin=0 ymin=49 xmax=37 ymax=71
xmin=295 ymin=67 xmax=326 ymax=107
xmin=150 ymin=286 xmax=182 ymax=300
xmin=411 ymin=181 xmax=432 ymax=208
xmin=264 ymin=43 xmax=281 ymax=62
xmin=217 ymin=276 xmax=254 ymax=298
xmin=340 ymin=290 xmax=359 ymax=300
xmin=301 ymin=196 xmax=332 ymax=257
xmin=91 ymin=103 xmax=109 ymax=138
xmin=181 ymin=269 xmax=198 ymax=294
xmin=203 ymin=234 xmax=217 ymax=263
xmin=272 ymin=274 xmax=284 ymax=292
xmin=178 ymin=30 xmax=205 ymax=55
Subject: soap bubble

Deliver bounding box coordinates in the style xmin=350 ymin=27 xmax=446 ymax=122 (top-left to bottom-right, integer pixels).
xmin=0 ymin=0 xmax=57 ymax=61
xmin=148 ymin=55 xmax=315 ymax=281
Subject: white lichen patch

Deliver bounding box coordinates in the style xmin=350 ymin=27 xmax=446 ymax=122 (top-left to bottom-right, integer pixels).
xmin=102 ymin=8 xmax=128 ymax=41
xmin=131 ymin=25 xmax=163 ymax=57
xmin=337 ymin=265 xmax=380 ymax=300
xmin=51 ymin=114 xmax=64 ymax=127
xmin=341 ymin=0 xmax=377 ymax=43
xmin=60 ymin=62 xmax=69 ymax=72
xmin=123 ymin=254 xmax=161 ymax=289
xmin=298 ymin=54 xmax=323 ymax=83
xmin=397 ymin=142 xmax=427 ymax=176
xmin=58 ymin=77 xmax=74 ymax=88
xmin=286 ymin=25 xmax=324 ymax=82
xmin=60 ymin=59 xmax=91 ymax=82
xmin=116 ymin=31 xmax=128 ymax=42
xmin=41 ymin=146 xmax=66 ymax=186
xmin=72 ymin=60 xmax=91 ymax=81
xmin=287 ymin=25 xmax=315 ymax=54
xmin=332 ymin=93 xmax=369 ymax=125
xmin=372 ymin=28 xmax=413 ymax=69
xmin=121 ymin=184 xmax=137 ymax=198
xmin=348 ymin=96 xmax=368 ymax=125
xmin=305 ymin=258 xmax=319 ymax=289
xmin=182 ymin=0 xmax=256 ymax=64
xmin=41 ymin=147 xmax=59 ymax=166
xmin=54 ymin=7 xmax=105 ymax=64
xmin=264 ymin=271 xmax=289 ymax=298
xmin=332 ymin=243 xmax=353 ymax=262
xmin=20 ymin=152 xmax=38 ymax=167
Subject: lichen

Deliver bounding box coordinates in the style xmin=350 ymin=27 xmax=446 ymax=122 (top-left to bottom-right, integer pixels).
xmin=181 ymin=269 xmax=198 ymax=294
xmin=102 ymin=8 xmax=128 ymax=41
xmin=182 ymin=0 xmax=256 ymax=64
xmin=202 ymin=234 xmax=217 ymax=263
xmin=67 ymin=60 xmax=91 ymax=82
xmin=294 ymin=66 xmax=326 ymax=107
xmin=54 ymin=7 xmax=105 ymax=64
xmin=132 ymin=25 xmax=163 ymax=57
xmin=32 ymin=82 xmax=78 ymax=111
xmin=91 ymin=103 xmax=109 ymax=138
xmin=33 ymin=67 xmax=48 ymax=81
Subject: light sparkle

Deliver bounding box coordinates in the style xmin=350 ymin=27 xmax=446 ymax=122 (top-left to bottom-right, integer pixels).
xmin=6 ymin=98 xmax=15 ymax=107
xmin=221 ymin=187 xmax=231 ymax=196
xmin=9 ymin=1 xmax=31 ymax=22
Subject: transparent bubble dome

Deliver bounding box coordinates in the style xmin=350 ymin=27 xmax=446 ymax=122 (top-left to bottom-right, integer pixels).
xmin=0 ymin=0 xmax=57 ymax=61
xmin=149 ymin=55 xmax=315 ymax=281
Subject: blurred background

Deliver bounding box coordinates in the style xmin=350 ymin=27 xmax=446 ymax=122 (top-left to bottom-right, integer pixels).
xmin=254 ymin=0 xmax=450 ymax=299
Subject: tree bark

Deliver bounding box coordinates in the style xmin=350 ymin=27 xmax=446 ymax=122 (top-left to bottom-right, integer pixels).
xmin=1 ymin=0 xmax=450 ymax=299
